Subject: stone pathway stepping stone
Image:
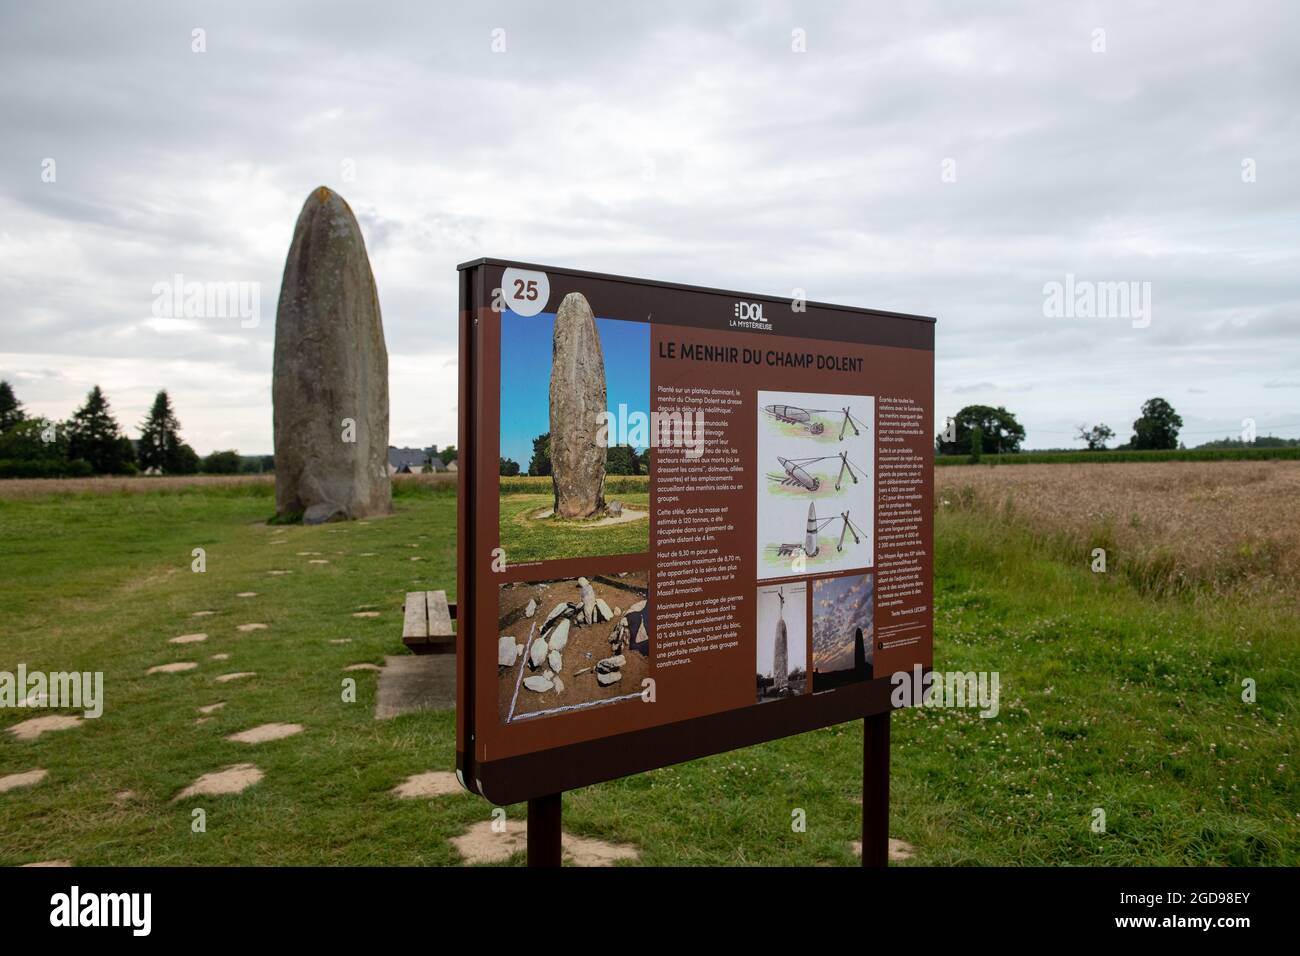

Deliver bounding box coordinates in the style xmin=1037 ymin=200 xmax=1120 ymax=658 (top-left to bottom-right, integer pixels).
xmin=215 ymin=672 xmax=256 ymax=683
xmin=211 ymin=653 xmax=230 ymax=661
xmin=114 ymin=790 xmax=135 ymax=802
xmin=174 ymin=763 xmax=263 ymax=800
xmin=267 ymin=570 xmax=292 ymax=576
xmin=226 ymin=723 xmax=303 ymax=744
xmin=359 ymin=552 xmax=377 ymax=557
xmin=170 ymin=632 xmax=208 ymax=644
xmin=237 ymin=592 xmax=258 ymax=598
xmin=7 ymin=715 xmax=82 ymax=741
xmin=192 ymin=611 xmax=216 ymax=618
xmin=195 ymin=717 xmax=211 ymax=726
xmin=375 ymin=655 xmax=456 ymax=719
xmin=21 ymin=860 xmax=71 ymax=867
xmin=296 ymin=551 xmax=321 ymax=556
xmin=409 ymin=556 xmax=423 ymax=561
xmin=308 ymin=559 xmax=330 ymax=564
xmin=392 ymin=771 xmax=461 ymax=798
xmin=451 ymin=819 xmax=639 ymax=866
xmin=236 ymin=623 xmax=268 ymax=632
xmin=197 ymin=702 xmax=226 ymax=715
xmin=352 ymin=611 xmax=380 ymax=618
xmin=851 ymin=838 xmax=915 ymax=862
xmin=344 ymin=663 xmax=381 ymax=672
xmin=147 ymin=662 xmax=198 ymax=674
xmin=328 ymin=638 xmax=352 ymax=645
xmin=0 ymin=769 xmax=48 ymax=793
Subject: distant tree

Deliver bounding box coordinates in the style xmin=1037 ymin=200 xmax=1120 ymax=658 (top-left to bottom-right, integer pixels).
xmin=937 ymin=405 xmax=1025 ymax=455
xmin=499 ymin=457 xmax=521 ymax=476
xmin=1130 ymin=398 xmax=1182 ymax=450
xmin=605 ymin=444 xmax=637 ymax=475
xmin=202 ymin=449 xmax=242 ymax=474
xmin=1196 ymin=435 xmax=1299 ymax=449
xmin=527 ymin=432 xmax=552 ymax=476
xmin=0 ymin=381 xmax=25 ymax=432
xmin=0 ymin=417 xmax=66 ymax=464
xmin=66 ymin=386 xmax=136 ymax=474
xmin=440 ymin=445 xmax=458 ymax=464
xmin=968 ymin=424 xmax=983 ymax=463
xmin=137 ymin=390 xmax=191 ymax=473
xmin=172 ymin=443 xmax=200 ymax=474
xmin=1076 ymin=423 xmax=1115 ymax=451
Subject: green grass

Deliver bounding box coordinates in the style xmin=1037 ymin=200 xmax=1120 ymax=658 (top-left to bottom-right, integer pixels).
xmin=937 ymin=447 xmax=1300 ymax=466
xmin=0 ymin=482 xmax=1295 ymax=865
xmin=498 ymin=491 xmax=650 ymax=562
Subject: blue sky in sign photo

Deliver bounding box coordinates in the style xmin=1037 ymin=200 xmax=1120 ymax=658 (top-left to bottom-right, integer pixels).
xmin=499 ymin=311 xmax=650 ymax=469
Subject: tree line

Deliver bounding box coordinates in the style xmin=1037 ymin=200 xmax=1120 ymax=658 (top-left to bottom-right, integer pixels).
xmin=0 ymin=380 xmax=266 ymax=478
xmin=936 ymin=397 xmax=1204 ymax=459
xmin=498 ymin=431 xmax=651 ymax=477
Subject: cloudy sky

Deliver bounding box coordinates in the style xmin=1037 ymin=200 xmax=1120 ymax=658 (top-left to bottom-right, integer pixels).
xmin=2 ymin=1 xmax=1296 ymax=454
xmin=813 ymin=574 xmax=873 ymax=673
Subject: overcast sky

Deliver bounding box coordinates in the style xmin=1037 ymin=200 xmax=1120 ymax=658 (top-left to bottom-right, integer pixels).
xmin=2 ymin=1 xmax=1296 ymax=453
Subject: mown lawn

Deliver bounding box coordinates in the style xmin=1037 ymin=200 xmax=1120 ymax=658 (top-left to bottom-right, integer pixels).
xmin=498 ymin=491 xmax=650 ymax=563
xmin=0 ymin=481 xmax=1294 ymax=865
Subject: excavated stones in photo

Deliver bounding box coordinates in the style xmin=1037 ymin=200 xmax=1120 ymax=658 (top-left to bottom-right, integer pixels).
xmin=548 ymin=292 xmax=607 ymax=518
xmin=273 ymin=186 xmax=392 ymax=525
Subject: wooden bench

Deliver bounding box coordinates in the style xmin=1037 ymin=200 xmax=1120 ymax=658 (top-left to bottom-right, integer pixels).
xmin=402 ymin=590 xmax=456 ymax=655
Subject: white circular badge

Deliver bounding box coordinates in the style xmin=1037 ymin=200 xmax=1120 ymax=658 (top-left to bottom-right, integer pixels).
xmin=500 ymin=268 xmax=550 ymax=317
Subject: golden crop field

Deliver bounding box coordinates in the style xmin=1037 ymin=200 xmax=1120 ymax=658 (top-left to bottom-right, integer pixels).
xmin=935 ymin=460 xmax=1300 ymax=599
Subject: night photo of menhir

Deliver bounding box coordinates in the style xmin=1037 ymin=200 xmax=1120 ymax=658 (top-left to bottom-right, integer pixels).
xmin=0 ymin=0 xmax=1291 ymax=939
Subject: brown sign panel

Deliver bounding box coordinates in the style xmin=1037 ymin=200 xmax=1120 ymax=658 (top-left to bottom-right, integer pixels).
xmin=456 ymin=259 xmax=934 ymax=805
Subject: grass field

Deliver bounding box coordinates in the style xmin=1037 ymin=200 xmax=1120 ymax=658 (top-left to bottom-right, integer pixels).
xmin=497 ymin=475 xmax=650 ymax=562
xmin=0 ymin=467 xmax=1295 ymax=865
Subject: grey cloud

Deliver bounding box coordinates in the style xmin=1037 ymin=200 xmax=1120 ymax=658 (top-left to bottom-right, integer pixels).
xmin=0 ymin=0 xmax=1297 ymax=452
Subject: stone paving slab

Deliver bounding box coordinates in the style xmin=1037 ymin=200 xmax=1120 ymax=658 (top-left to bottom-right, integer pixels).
xmin=374 ymin=654 xmax=456 ymax=719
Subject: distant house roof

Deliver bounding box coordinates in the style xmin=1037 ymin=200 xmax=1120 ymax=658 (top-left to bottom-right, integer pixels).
xmin=387 ymin=447 xmax=427 ymax=472
xmin=426 ymin=456 xmax=446 ymax=472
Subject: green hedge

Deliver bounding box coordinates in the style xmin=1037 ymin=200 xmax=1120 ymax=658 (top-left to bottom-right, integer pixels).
xmin=0 ymin=458 xmax=95 ymax=479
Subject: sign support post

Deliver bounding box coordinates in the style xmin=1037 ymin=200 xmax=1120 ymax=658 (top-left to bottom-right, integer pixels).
xmin=861 ymin=711 xmax=891 ymax=867
xmin=527 ymin=792 xmax=563 ymax=867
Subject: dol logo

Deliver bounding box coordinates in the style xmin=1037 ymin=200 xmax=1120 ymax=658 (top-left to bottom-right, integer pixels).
xmin=734 ymin=301 xmax=765 ymax=321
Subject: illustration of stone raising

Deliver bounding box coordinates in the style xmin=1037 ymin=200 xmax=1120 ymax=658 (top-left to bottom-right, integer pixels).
xmin=548 ymin=292 xmax=607 ymax=518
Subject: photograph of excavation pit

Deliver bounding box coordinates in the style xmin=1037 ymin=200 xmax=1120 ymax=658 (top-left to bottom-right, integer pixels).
xmin=498 ymin=572 xmax=650 ymax=724
xmin=498 ymin=299 xmax=651 ymax=562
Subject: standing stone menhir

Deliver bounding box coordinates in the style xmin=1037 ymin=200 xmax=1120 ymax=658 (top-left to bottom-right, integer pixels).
xmin=273 ymin=186 xmax=391 ymax=524
xmin=549 ymin=291 xmax=607 ymax=518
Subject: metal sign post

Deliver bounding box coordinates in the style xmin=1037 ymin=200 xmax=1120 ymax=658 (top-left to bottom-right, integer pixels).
xmin=527 ymin=793 xmax=563 ymax=867
xmin=862 ymin=711 xmax=891 ymax=867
